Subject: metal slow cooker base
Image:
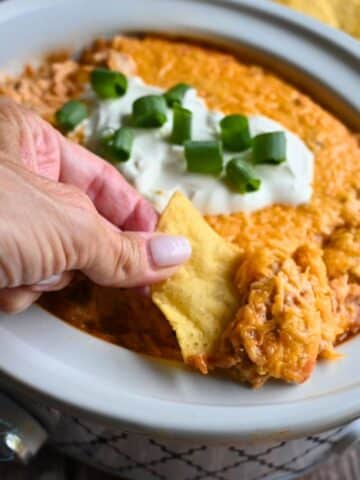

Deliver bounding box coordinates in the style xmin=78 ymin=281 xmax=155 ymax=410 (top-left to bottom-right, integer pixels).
xmin=1 ymin=392 xmax=360 ymax=480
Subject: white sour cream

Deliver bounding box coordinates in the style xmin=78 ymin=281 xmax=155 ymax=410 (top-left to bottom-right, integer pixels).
xmin=82 ymin=77 xmax=313 ymax=215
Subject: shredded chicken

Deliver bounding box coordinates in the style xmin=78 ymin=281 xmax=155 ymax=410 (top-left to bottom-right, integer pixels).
xmin=211 ymin=246 xmax=340 ymax=385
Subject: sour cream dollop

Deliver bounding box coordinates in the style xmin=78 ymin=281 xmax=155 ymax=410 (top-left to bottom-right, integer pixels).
xmin=82 ymin=77 xmax=313 ymax=215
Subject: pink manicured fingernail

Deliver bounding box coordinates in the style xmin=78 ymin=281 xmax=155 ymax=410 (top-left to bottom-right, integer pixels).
xmin=36 ymin=274 xmax=62 ymax=286
xmin=149 ymin=236 xmax=191 ymax=267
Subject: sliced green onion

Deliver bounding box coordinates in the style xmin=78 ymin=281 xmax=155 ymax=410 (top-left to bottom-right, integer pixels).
xmin=185 ymin=140 xmax=223 ymax=175
xmin=220 ymin=114 xmax=251 ymax=152
xmin=90 ymin=67 xmax=128 ymax=99
xmin=100 ymin=127 xmax=134 ymax=163
xmin=164 ymin=83 xmax=191 ymax=107
xmin=226 ymin=157 xmax=261 ymax=193
xmin=171 ymin=106 xmax=192 ymax=145
xmin=132 ymin=95 xmax=167 ymax=128
xmin=55 ymin=100 xmax=88 ymax=132
xmin=252 ymin=131 xmax=286 ymax=164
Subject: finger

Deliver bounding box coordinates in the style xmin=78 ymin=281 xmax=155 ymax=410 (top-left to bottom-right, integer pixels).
xmin=58 ymin=137 xmax=158 ymax=232
xmin=81 ymin=219 xmax=191 ymax=288
xmin=30 ymin=271 xmax=74 ymax=292
xmin=0 ymin=97 xmax=26 ymax=162
xmin=0 ymin=287 xmax=41 ymax=314
xmin=0 ymin=98 xmax=157 ymax=232
xmin=0 ymin=97 xmax=60 ymax=178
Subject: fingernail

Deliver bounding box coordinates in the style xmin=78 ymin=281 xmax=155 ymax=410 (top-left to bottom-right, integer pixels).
xmin=36 ymin=274 xmax=62 ymax=286
xmin=149 ymin=236 xmax=191 ymax=267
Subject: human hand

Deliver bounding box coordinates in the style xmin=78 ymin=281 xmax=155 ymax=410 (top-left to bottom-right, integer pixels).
xmin=0 ymin=98 xmax=191 ymax=313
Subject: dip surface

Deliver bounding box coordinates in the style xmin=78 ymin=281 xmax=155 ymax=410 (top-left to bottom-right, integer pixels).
xmin=2 ymin=36 xmax=359 ymax=386
xmin=83 ymin=77 xmax=313 ymax=215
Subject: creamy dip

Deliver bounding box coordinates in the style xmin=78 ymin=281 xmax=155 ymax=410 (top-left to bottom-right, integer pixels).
xmin=82 ymin=77 xmax=313 ymax=215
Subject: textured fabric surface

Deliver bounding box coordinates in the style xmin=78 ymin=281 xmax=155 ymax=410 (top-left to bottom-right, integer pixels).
xmin=1 ymin=444 xmax=360 ymax=479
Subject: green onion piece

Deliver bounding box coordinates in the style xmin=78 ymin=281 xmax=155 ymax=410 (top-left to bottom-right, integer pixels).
xmin=101 ymin=127 xmax=134 ymax=163
xmin=252 ymin=131 xmax=286 ymax=164
xmin=226 ymin=157 xmax=261 ymax=193
xmin=220 ymin=114 xmax=251 ymax=152
xmin=171 ymin=105 xmax=192 ymax=145
xmin=55 ymin=100 xmax=88 ymax=132
xmin=164 ymin=83 xmax=191 ymax=107
xmin=185 ymin=140 xmax=223 ymax=175
xmin=132 ymin=95 xmax=167 ymax=128
xmin=90 ymin=67 xmax=128 ymax=99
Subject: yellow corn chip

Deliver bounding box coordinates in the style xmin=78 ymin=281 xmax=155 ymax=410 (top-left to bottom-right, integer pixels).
xmin=275 ymin=0 xmax=360 ymax=39
xmin=152 ymin=192 xmax=241 ymax=371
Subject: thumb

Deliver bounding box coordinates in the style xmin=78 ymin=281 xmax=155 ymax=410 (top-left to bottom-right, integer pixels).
xmin=81 ymin=218 xmax=191 ymax=288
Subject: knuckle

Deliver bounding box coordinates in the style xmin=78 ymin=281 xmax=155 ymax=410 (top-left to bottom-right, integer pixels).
xmin=113 ymin=234 xmax=143 ymax=280
xmin=70 ymin=208 xmax=100 ymax=269
xmin=0 ymin=97 xmax=25 ymax=129
xmin=53 ymin=186 xmax=98 ymax=269
xmin=0 ymin=290 xmax=35 ymax=314
xmin=72 ymin=190 xmax=94 ymax=211
xmin=75 ymin=204 xmax=99 ymax=238
xmin=0 ymin=260 xmax=12 ymax=289
xmin=0 ymin=235 xmax=21 ymax=288
xmin=57 ymin=183 xmax=95 ymax=211
xmin=0 ymin=96 xmax=17 ymax=117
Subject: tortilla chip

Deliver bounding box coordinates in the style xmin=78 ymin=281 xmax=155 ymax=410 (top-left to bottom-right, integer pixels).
xmin=151 ymin=192 xmax=241 ymax=371
xmin=275 ymin=0 xmax=360 ymax=39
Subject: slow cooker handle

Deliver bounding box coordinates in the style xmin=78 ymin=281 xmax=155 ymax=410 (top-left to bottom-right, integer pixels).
xmin=0 ymin=393 xmax=47 ymax=463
